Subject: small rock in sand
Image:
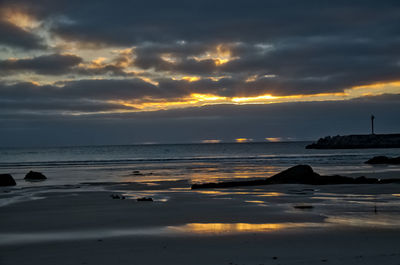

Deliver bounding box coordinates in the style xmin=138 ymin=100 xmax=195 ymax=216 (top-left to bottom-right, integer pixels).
xmin=25 ymin=171 xmax=47 ymax=181
xmin=110 ymin=194 xmax=125 ymax=199
xmin=137 ymin=197 xmax=153 ymax=202
xmin=0 ymin=174 xmax=16 ymax=186
xmin=365 ymin=156 xmax=400 ymax=165
xmin=294 ymin=205 xmax=314 ymax=209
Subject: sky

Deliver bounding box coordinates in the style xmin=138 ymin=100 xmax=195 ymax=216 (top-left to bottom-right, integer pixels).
xmin=1 ymin=0 xmax=400 ymax=147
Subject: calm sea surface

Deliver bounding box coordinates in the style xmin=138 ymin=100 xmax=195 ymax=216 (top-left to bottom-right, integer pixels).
xmin=1 ymin=142 xmax=400 ymax=187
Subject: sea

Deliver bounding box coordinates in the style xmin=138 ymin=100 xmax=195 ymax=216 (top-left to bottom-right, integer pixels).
xmin=1 ymin=142 xmax=400 ymax=188
xmin=1 ymin=142 xmax=400 ymax=229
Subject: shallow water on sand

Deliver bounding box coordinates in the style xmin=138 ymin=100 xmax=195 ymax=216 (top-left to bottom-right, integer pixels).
xmin=1 ymin=142 xmax=400 ymax=225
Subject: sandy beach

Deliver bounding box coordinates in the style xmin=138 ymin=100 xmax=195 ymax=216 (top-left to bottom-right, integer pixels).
xmin=1 ymin=179 xmax=400 ymax=265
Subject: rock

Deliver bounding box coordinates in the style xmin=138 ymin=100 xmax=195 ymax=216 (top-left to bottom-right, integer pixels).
xmin=354 ymin=176 xmax=379 ymax=184
xmin=191 ymin=179 xmax=269 ymax=189
xmin=268 ymin=165 xmax=321 ymax=184
xmin=294 ymin=205 xmax=314 ymax=209
xmin=0 ymin=174 xmax=16 ymax=186
xmin=191 ymin=164 xmax=396 ymax=189
xmin=110 ymin=194 xmax=125 ymax=199
xmin=365 ymin=156 xmax=400 ymax=165
xmin=265 ymin=165 xmax=364 ymax=185
xmin=378 ymin=178 xmax=400 ymax=184
xmin=24 ymin=171 xmax=47 ymax=180
xmin=137 ymin=197 xmax=153 ymax=202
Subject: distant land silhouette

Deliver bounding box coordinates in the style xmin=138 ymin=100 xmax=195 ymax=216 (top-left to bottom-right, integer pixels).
xmin=307 ymin=115 xmax=400 ymax=149
xmin=306 ymin=133 xmax=400 ymax=149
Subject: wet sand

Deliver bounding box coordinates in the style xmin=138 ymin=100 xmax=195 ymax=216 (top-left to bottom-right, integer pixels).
xmin=1 ymin=182 xmax=400 ymax=265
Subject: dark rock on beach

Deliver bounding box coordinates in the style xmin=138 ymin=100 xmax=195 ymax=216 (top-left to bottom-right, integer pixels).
xmin=268 ymin=165 xmax=325 ymax=184
xmin=294 ymin=205 xmax=314 ymax=209
xmin=191 ymin=164 xmax=397 ymax=189
xmin=110 ymin=194 xmax=125 ymax=199
xmin=25 ymin=171 xmax=47 ymax=181
xmin=306 ymin=133 xmax=400 ymax=149
xmin=365 ymin=156 xmax=400 ymax=165
xmin=137 ymin=197 xmax=153 ymax=202
xmin=0 ymin=174 xmax=16 ymax=186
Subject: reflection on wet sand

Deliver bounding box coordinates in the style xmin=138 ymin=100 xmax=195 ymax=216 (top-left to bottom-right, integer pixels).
xmin=326 ymin=214 xmax=400 ymax=227
xmin=257 ymin=192 xmax=284 ymax=197
xmin=193 ymin=190 xmax=284 ymax=197
xmin=244 ymin=200 xmax=265 ymax=204
xmin=169 ymin=222 xmax=324 ymax=234
xmin=170 ymin=214 xmax=400 ymax=235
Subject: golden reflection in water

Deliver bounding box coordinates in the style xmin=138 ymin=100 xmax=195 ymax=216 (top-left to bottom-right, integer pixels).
xmin=257 ymin=192 xmax=284 ymax=197
xmin=169 ymin=222 xmax=321 ymax=234
xmin=194 ymin=190 xmax=226 ymax=195
xmin=245 ymin=200 xmax=265 ymax=204
xmin=392 ymin=194 xmax=400 ymax=197
xmin=193 ymin=190 xmax=283 ymax=197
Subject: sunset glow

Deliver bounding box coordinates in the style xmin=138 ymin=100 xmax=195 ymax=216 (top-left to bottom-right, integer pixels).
xmin=236 ymin=138 xmax=251 ymax=143
xmin=190 ymin=44 xmax=239 ymax=66
xmin=2 ymin=2 xmax=400 ymax=264
xmin=1 ymin=0 xmax=399 ymax=145
xmin=201 ymin=139 xmax=221 ymax=144
xmin=1 ymin=7 xmax=40 ymax=30
xmin=265 ymin=137 xmax=282 ymax=142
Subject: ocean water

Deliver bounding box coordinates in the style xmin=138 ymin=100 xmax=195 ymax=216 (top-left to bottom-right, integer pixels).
xmin=1 ymin=142 xmax=400 ymax=188
xmin=1 ymin=142 xmax=400 ymax=230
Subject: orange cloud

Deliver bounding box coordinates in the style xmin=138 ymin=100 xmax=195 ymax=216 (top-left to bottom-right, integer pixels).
xmin=1 ymin=7 xmax=40 ymax=30
xmin=190 ymin=44 xmax=240 ymax=66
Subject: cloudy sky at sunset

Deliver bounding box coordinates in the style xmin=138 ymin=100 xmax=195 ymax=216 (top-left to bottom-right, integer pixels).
xmin=1 ymin=0 xmax=400 ymax=146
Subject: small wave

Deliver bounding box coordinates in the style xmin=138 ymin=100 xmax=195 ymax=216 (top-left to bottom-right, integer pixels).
xmin=0 ymin=153 xmax=368 ymax=169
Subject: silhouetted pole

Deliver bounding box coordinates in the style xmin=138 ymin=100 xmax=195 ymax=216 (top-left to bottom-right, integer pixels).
xmin=371 ymin=115 xmax=375 ymax=134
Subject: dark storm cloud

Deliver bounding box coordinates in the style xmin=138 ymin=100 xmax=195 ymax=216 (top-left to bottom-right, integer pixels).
xmin=0 ymin=78 xmax=185 ymax=104
xmin=0 ymin=99 xmax=134 ymax=113
xmin=0 ymin=53 xmax=132 ymax=77
xmin=3 ymin=0 xmax=400 ymax=96
xmin=0 ymin=54 xmax=82 ymax=75
xmin=74 ymin=65 xmax=129 ymax=77
xmin=0 ymin=20 xmax=45 ymax=50
xmin=0 ymin=80 xmax=139 ymax=114
xmin=10 ymin=0 xmax=399 ymax=45
xmin=133 ymin=37 xmax=400 ymax=96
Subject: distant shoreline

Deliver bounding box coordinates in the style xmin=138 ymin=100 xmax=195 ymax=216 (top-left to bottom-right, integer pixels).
xmin=0 ymin=141 xmax=312 ymax=149
xmin=306 ymin=133 xmax=400 ymax=149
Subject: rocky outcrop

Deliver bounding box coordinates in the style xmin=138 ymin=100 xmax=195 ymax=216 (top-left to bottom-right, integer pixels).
xmin=0 ymin=174 xmax=16 ymax=186
xmin=24 ymin=171 xmax=47 ymax=181
xmin=191 ymin=164 xmax=397 ymax=189
xmin=365 ymin=156 xmax=400 ymax=165
xmin=306 ymin=134 xmax=400 ymax=149
xmin=267 ymin=165 xmax=324 ymax=184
